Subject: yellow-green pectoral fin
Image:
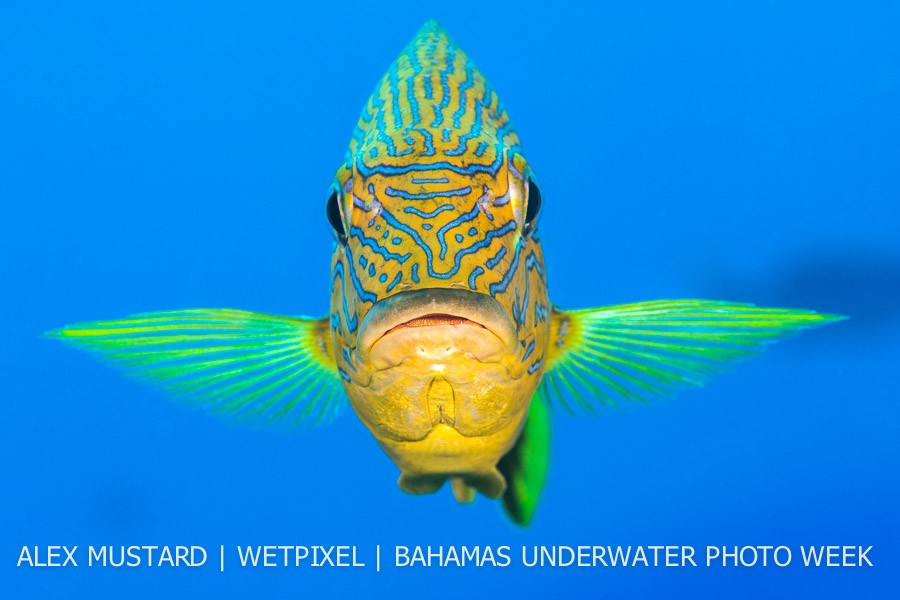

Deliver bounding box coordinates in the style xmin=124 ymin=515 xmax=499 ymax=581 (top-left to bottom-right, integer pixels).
xmin=497 ymin=394 xmax=550 ymax=526
xmin=540 ymin=299 xmax=844 ymax=412
xmin=46 ymin=309 xmax=344 ymax=427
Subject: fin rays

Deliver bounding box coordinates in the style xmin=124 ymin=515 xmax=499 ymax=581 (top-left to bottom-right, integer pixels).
xmin=541 ymin=299 xmax=844 ymax=412
xmin=46 ymin=309 xmax=343 ymax=428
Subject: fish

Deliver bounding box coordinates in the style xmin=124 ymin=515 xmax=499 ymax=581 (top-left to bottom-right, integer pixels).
xmin=47 ymin=20 xmax=843 ymax=525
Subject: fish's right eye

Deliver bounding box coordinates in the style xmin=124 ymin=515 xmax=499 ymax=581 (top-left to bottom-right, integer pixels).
xmin=326 ymin=189 xmax=347 ymax=246
xmin=523 ymin=176 xmax=542 ymax=237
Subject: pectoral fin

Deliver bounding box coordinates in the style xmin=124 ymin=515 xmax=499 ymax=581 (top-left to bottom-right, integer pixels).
xmin=497 ymin=394 xmax=550 ymax=526
xmin=46 ymin=308 xmax=344 ymax=427
xmin=540 ymin=299 xmax=844 ymax=412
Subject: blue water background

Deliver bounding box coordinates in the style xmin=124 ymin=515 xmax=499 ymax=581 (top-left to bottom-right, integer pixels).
xmin=2 ymin=2 xmax=898 ymax=597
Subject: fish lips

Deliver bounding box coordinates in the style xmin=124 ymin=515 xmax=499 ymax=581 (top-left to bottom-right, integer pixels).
xmin=356 ymin=288 xmax=517 ymax=368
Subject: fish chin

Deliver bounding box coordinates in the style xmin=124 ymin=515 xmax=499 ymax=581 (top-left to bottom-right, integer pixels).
xmin=357 ymin=288 xmax=517 ymax=369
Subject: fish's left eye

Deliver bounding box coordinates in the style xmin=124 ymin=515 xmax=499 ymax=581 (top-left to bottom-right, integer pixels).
xmin=325 ymin=188 xmax=348 ymax=246
xmin=523 ymin=176 xmax=542 ymax=237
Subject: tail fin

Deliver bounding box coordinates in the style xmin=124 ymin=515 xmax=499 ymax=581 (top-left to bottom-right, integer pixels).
xmin=498 ymin=395 xmax=550 ymax=525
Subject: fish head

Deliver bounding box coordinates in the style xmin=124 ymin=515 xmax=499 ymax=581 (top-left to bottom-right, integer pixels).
xmin=321 ymin=21 xmax=551 ymax=467
xmin=325 ymin=152 xmax=550 ymax=442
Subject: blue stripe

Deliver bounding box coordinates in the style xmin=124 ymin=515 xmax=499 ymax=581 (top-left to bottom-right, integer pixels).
xmin=431 ymin=43 xmax=455 ymax=127
xmin=489 ymin=239 xmax=522 ymax=296
xmin=512 ymin=251 xmax=544 ymax=328
xmin=523 ymin=340 xmax=535 ymax=361
xmin=386 ymin=271 xmax=402 ymax=293
xmin=513 ymin=287 xmax=525 ymax=328
xmin=482 ymin=81 xmax=496 ymax=116
xmin=385 ymin=186 xmax=471 ymax=200
xmin=468 ymin=266 xmax=484 ymax=290
xmin=527 ymin=356 xmax=543 ymax=375
xmin=526 ymin=251 xmax=544 ymax=276
xmin=423 ymin=40 xmax=435 ymax=99
xmin=405 ymin=47 xmax=422 ymax=128
xmin=411 ymin=177 xmax=449 ymax=184
xmin=403 ymin=204 xmax=454 ymax=219
xmin=451 ymin=61 xmax=475 ymax=129
xmin=373 ymin=94 xmax=398 ymax=157
xmin=485 ymin=245 xmax=507 ymax=269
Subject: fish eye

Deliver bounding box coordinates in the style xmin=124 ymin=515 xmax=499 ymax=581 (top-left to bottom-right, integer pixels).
xmin=523 ymin=176 xmax=542 ymax=237
xmin=325 ymin=188 xmax=348 ymax=246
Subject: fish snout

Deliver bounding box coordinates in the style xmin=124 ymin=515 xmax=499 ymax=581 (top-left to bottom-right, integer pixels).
xmin=356 ymin=288 xmax=517 ymax=369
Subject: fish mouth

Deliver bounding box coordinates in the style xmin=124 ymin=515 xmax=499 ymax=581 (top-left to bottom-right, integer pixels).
xmin=357 ymin=288 xmax=517 ymax=368
xmin=383 ymin=313 xmax=485 ymax=334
